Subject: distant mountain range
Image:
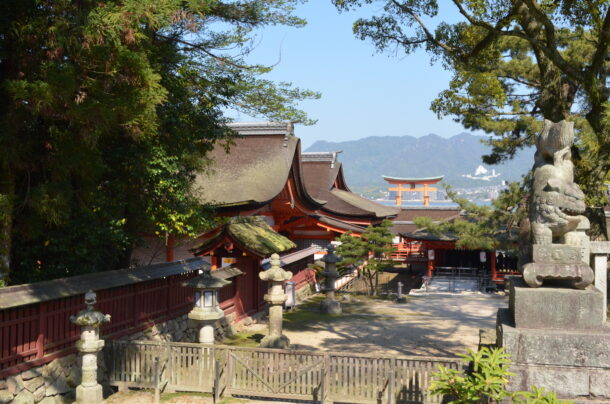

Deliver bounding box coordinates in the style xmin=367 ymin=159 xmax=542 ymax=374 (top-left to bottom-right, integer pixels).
xmin=305 ymin=133 xmax=534 ymax=196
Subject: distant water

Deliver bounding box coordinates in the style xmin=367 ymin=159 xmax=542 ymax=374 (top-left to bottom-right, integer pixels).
xmin=376 ymin=200 xmax=492 ymax=208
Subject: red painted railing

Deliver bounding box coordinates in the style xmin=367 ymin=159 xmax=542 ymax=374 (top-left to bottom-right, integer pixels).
xmin=0 ymin=261 xmax=201 ymax=378
xmin=290 ymin=268 xmax=316 ymax=289
xmin=391 ymin=242 xmax=425 ymax=261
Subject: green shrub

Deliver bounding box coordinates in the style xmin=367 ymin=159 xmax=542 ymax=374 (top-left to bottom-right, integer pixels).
xmin=429 ymin=347 xmax=571 ymax=404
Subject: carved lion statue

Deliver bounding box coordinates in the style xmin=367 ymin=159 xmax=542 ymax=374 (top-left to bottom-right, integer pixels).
xmin=529 ymin=120 xmax=585 ymax=245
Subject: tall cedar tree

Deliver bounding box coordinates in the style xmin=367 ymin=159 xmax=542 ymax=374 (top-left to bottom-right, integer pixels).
xmin=334 ymin=0 xmax=610 ymax=236
xmin=336 ymin=219 xmax=396 ymax=295
xmin=0 ymin=0 xmax=318 ymax=284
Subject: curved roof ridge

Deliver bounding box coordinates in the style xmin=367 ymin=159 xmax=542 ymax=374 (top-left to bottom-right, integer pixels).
xmin=227 ymin=121 xmax=294 ymax=136
xmin=382 ymin=175 xmax=444 ymax=182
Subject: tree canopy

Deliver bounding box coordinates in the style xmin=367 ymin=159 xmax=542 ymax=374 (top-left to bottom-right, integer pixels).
xmin=0 ymin=0 xmax=318 ymax=284
xmin=333 ymin=0 xmax=610 ymax=209
xmin=413 ymin=182 xmax=527 ymax=252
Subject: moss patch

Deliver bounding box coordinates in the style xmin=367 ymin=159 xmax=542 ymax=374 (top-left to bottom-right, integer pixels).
xmin=161 ymin=391 xmax=211 ymax=402
xmin=221 ymin=332 xmax=265 ymax=347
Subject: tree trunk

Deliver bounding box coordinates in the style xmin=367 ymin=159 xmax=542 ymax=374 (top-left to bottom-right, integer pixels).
xmin=365 ymin=268 xmax=376 ymax=296
xmin=0 ymin=167 xmax=14 ymax=284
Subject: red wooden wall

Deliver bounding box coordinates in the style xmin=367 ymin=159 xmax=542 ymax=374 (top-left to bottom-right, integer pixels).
xmin=0 ymin=250 xmax=317 ymax=379
xmin=0 ymin=271 xmax=198 ymax=379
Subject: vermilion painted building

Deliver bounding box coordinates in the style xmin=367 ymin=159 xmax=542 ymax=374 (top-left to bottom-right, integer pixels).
xmin=150 ymin=122 xmax=400 ymax=320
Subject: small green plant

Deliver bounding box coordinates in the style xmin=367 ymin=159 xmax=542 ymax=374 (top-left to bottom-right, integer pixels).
xmin=429 ymin=347 xmax=571 ymax=404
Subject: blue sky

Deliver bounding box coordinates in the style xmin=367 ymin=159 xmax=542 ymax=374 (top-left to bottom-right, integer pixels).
xmin=228 ymin=2 xmax=482 ymax=149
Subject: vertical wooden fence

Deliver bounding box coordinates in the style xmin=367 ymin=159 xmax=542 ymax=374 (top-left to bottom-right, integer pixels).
xmin=106 ymin=340 xmax=463 ymax=404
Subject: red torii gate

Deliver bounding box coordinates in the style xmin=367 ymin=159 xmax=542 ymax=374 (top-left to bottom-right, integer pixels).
xmin=382 ymin=175 xmax=444 ymax=206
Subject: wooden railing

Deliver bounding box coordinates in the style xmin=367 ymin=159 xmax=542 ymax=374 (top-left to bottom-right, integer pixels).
xmin=106 ymin=340 xmax=463 ymax=404
xmin=391 ymin=243 xmax=425 ymax=262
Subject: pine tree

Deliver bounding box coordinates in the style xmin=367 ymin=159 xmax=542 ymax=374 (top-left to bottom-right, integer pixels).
xmin=335 ymin=219 xmax=396 ymax=296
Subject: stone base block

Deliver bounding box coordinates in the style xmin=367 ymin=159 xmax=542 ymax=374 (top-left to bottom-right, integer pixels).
xmin=75 ymin=383 xmax=103 ymax=404
xmin=497 ymin=308 xmax=610 ymax=399
xmin=509 ymin=278 xmax=605 ymax=330
xmin=260 ymin=334 xmax=290 ymax=349
xmin=320 ymin=299 xmax=341 ymax=315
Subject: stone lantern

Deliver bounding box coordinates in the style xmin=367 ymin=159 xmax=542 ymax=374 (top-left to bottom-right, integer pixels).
xmin=259 ymin=253 xmax=292 ymax=349
xmin=320 ymin=244 xmax=342 ymax=314
xmin=70 ymin=290 xmax=111 ymax=404
xmin=183 ymin=268 xmax=231 ymax=344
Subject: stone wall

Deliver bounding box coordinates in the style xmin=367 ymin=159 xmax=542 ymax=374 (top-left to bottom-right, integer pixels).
xmin=0 ymin=312 xmax=236 ymax=404
xmin=0 ymin=281 xmax=316 ymax=403
xmin=0 ymin=354 xmax=94 ymax=404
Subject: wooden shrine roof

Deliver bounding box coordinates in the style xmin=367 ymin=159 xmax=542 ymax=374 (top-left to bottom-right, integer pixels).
xmin=400 ymin=228 xmax=459 ymax=242
xmin=301 ymin=154 xmax=399 ymax=219
xmin=192 ymin=216 xmax=296 ymax=258
xmin=313 ymin=214 xmax=367 ymax=234
xmin=328 ymin=189 xmax=400 ymax=218
xmin=193 ymin=122 xmax=322 ymax=210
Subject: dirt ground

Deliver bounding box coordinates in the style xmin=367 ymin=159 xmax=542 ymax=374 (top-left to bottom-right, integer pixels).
xmin=240 ymin=292 xmax=507 ymax=357
xmin=106 ymin=272 xmax=507 ymax=403
xmin=106 ymin=391 xmax=301 ymax=403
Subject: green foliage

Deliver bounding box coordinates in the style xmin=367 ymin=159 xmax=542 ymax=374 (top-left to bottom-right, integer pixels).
xmin=333 ymin=0 xmax=610 ymax=232
xmin=335 ymin=219 xmax=396 ymax=295
xmin=0 ymin=0 xmax=318 ymax=283
xmin=414 ymin=182 xmax=526 ymax=252
xmin=430 ymin=347 xmax=570 ymax=404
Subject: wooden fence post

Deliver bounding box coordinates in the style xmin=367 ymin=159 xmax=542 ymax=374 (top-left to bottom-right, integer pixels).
xmin=153 ymin=357 xmax=161 ymax=404
xmin=322 ymin=353 xmax=331 ymax=404
xmin=214 ymin=359 xmax=220 ymax=403
xmin=387 ymin=371 xmax=395 ymax=404
xmin=132 ymin=284 xmax=139 ymax=327
xmin=226 ymin=350 xmax=234 ymax=397
xmin=36 ymin=303 xmax=46 ymax=359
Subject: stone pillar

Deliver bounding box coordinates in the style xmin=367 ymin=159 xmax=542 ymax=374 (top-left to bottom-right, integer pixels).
xmin=70 ymin=290 xmax=111 ymax=404
xmin=259 ymin=253 xmax=292 ymax=349
xmin=320 ymin=245 xmax=341 ymax=315
xmin=591 ymin=241 xmax=610 ymax=317
xmin=396 ymin=281 xmax=407 ymax=303
xmin=564 ymin=216 xmax=590 ymax=264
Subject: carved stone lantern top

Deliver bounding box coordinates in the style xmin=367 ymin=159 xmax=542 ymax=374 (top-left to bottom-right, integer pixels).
xmin=259 ymin=253 xmax=292 ymax=282
xmin=70 ymin=290 xmax=111 ymax=328
xmin=183 ymin=267 xmax=231 ymax=290
xmin=321 ymin=244 xmax=341 ymax=264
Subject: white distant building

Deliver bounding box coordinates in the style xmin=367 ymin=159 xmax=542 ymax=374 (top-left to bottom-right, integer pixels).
xmin=462 ymin=165 xmax=501 ymax=181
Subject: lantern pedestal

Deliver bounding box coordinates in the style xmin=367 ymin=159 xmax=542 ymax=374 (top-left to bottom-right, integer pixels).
xmin=320 ymin=245 xmax=342 ymax=315
xmin=188 ymin=307 xmax=224 ymax=344
xmin=259 ymin=254 xmax=292 ymax=349
xmin=76 ymin=334 xmax=105 ymax=404
xmin=70 ymin=291 xmax=110 ymax=404
xmin=320 ymin=298 xmax=341 ymax=315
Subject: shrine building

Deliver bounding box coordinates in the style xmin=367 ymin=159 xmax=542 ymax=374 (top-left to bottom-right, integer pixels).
xmin=130 ymin=122 xmax=399 ymax=320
